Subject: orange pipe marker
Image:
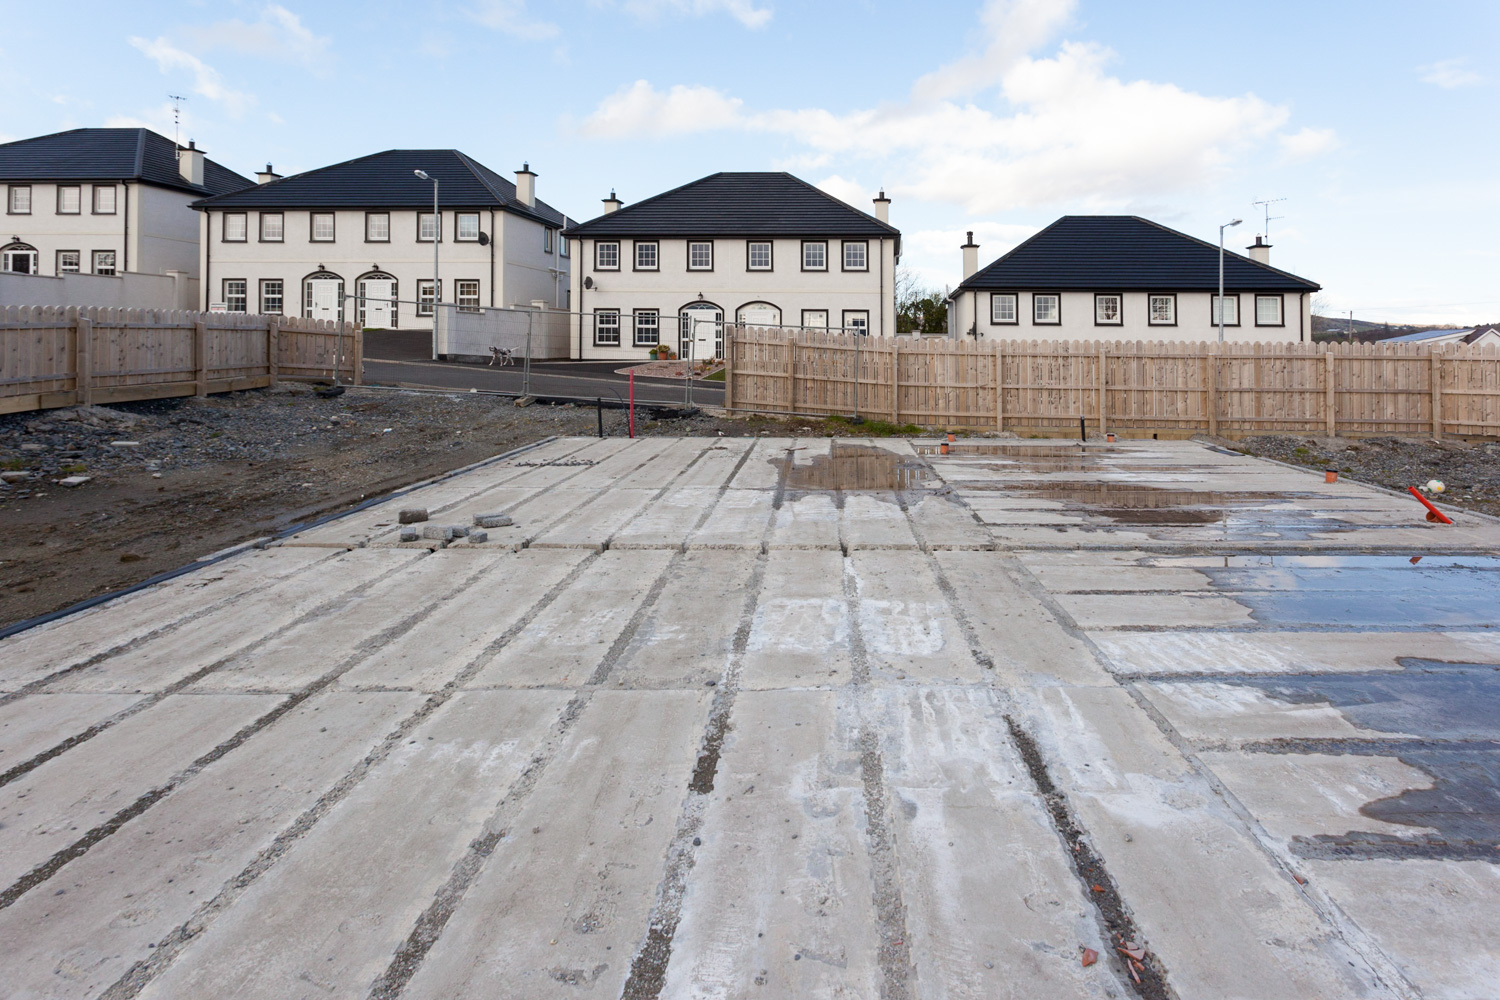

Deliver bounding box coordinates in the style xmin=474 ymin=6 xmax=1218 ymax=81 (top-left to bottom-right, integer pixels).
xmin=1408 ymin=486 xmax=1453 ymax=524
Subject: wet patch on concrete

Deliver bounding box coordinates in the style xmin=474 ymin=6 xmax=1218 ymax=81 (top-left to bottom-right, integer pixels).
xmin=990 ymin=482 xmax=1315 ymax=526
xmin=1201 ymin=565 xmax=1500 ymax=628
xmin=782 ymin=443 xmax=929 ymax=493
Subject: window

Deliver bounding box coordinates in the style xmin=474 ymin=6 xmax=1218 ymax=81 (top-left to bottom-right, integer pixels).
xmin=1212 ymin=294 xmax=1239 ymax=326
xmin=1148 ymin=294 xmax=1176 ymax=325
xmin=93 ymin=185 xmax=116 ymax=214
xmin=544 ymin=228 xmax=554 ymax=253
xmin=311 ymin=213 xmax=335 ymax=242
xmin=1095 ymin=294 xmax=1122 ymax=325
xmin=633 ymin=309 xmax=660 ymax=347
xmin=260 ymin=213 xmax=284 ymax=242
xmin=802 ymin=241 xmax=827 ymax=271
xmin=92 ymin=250 xmax=116 ymax=275
xmin=223 ymin=279 xmax=248 ymax=313
xmin=634 ymin=241 xmax=658 ymax=270
xmin=456 ymin=279 xmax=480 ymax=312
xmin=842 ymin=241 xmax=868 ymax=271
xmin=1033 ymin=294 xmax=1060 ymax=324
xmin=260 ymin=279 xmax=284 ymax=315
xmin=842 ymin=310 xmax=870 ymax=335
xmin=224 ymin=213 xmax=248 ymax=242
xmin=596 ymin=241 xmax=619 ymax=270
xmin=57 ymin=250 xmax=81 ymax=273
xmin=688 ymin=241 xmax=713 ymax=270
xmin=801 ymin=309 xmax=829 ymax=329
xmin=416 ymin=279 xmax=440 ymax=317
xmin=1255 ymin=294 xmax=1284 ymax=326
xmin=560 ymin=235 xmax=569 ymax=258
xmin=366 ymin=212 xmax=390 ymax=242
xmin=595 ymin=310 xmax=621 ymax=346
xmin=456 ymin=213 xmax=480 ymax=241
xmin=9 ymin=185 xmax=31 ymax=214
xmin=991 ymin=293 xmax=1018 ymax=324
xmin=417 ymin=213 xmax=441 ymax=242
xmin=57 ymin=186 xmax=81 ymax=214
xmin=747 ymin=241 xmax=772 ymax=270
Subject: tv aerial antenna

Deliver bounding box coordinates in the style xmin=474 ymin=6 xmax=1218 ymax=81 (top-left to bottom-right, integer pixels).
xmin=168 ymin=94 xmax=187 ymax=158
xmin=1252 ymin=196 xmax=1286 ymax=240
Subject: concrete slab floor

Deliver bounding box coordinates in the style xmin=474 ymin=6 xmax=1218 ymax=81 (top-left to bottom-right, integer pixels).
xmin=1 ymin=436 xmax=1498 ymax=1000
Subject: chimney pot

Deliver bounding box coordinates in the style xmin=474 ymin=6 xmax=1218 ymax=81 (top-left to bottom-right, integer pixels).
xmin=255 ymin=163 xmax=282 ymax=185
xmin=872 ymin=188 xmax=891 ymax=224
xmin=178 ymin=141 xmax=206 ymax=186
xmin=515 ymin=163 xmax=537 ymax=208
xmin=961 ymin=231 xmax=980 ymax=281
xmin=1246 ymin=235 xmax=1272 ymax=266
xmin=602 ymin=189 xmax=623 ymax=214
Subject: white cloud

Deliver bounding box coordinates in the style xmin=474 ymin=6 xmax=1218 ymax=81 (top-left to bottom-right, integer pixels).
xmin=581 ymin=81 xmax=745 ymax=137
xmin=468 ymin=0 xmax=560 ymax=40
xmin=1419 ymin=57 xmax=1483 ymax=89
xmin=613 ymin=0 xmax=773 ymax=29
xmin=912 ymin=0 xmax=1074 ymax=101
xmin=813 ymin=175 xmax=872 ymax=210
xmin=1278 ymin=126 xmax=1339 ymax=162
xmin=183 ymin=5 xmax=331 ymax=68
xmin=128 ymin=38 xmax=255 ymax=116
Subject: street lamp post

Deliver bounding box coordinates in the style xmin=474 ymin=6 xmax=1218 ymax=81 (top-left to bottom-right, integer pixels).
xmin=1218 ymin=218 xmax=1243 ymax=344
xmin=414 ymin=169 xmax=439 ymax=359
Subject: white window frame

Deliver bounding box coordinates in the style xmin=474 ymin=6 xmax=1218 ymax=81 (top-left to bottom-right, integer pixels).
xmin=9 ymin=185 xmax=32 ymax=214
xmin=456 ymin=279 xmax=480 ymax=312
xmin=595 ymin=241 xmax=619 ymax=271
xmin=416 ymin=213 xmax=441 ymax=243
xmin=456 ymin=212 xmax=480 ymax=242
xmin=1255 ymin=293 xmax=1284 ymax=326
xmin=595 ymin=309 xmax=621 ymax=346
xmin=302 ymin=273 xmax=345 ymax=321
xmin=1033 ymin=293 xmax=1060 ymax=325
xmin=311 ymin=213 xmax=336 ymax=242
xmin=57 ymin=250 xmax=81 ymax=273
xmin=634 ymin=241 xmax=659 ymax=271
xmin=1212 ymin=293 xmax=1240 ymax=327
xmin=1095 ymin=293 xmax=1123 ymax=325
xmin=366 ymin=212 xmax=390 ymax=242
xmin=223 ymin=279 xmax=248 ymax=313
xmin=56 ymin=185 xmax=81 ymax=214
xmin=2 ymin=244 xmax=38 ymax=274
xmin=91 ymin=250 xmax=116 ymax=275
xmin=688 ymin=241 xmax=713 ymax=271
xmin=842 ymin=241 xmax=868 ymax=271
xmin=260 ymin=278 xmax=284 ymax=315
xmin=633 ymin=309 xmax=660 ymax=347
xmin=1148 ymin=294 xmax=1176 ymax=326
xmin=747 ymin=241 xmax=772 ymax=271
xmin=223 ymin=213 xmax=248 ymax=243
xmin=802 ymin=241 xmax=827 ymax=271
xmin=259 ymin=212 xmax=284 ymax=242
xmin=991 ymin=293 xmax=1018 ymax=324
xmin=416 ymin=279 xmax=440 ymax=317
xmin=842 ymin=310 xmax=870 ymax=335
xmin=544 ymin=228 xmax=554 ymax=253
xmin=92 ymin=185 xmax=116 ymax=214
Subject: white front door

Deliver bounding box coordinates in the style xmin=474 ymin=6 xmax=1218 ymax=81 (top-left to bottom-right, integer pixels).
xmin=363 ymin=279 xmax=393 ymax=328
xmin=309 ymin=279 xmax=341 ymax=321
xmin=680 ymin=307 xmax=721 ymax=360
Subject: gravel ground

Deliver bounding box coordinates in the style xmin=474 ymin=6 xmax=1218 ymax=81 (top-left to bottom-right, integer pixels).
xmin=1230 ymin=434 xmax=1500 ymax=518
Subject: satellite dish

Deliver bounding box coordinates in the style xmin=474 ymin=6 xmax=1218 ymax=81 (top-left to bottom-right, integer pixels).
xmin=584 ymin=276 xmax=594 ymax=289
xmin=477 ymin=232 xmax=490 ymax=246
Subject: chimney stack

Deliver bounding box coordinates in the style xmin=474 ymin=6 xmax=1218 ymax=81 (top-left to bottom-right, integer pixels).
xmin=1247 ymin=235 xmax=1272 ymax=266
xmin=515 ymin=162 xmax=536 ymax=208
xmin=961 ymin=231 xmax=979 ymax=281
xmin=602 ymin=189 xmax=623 ymax=214
xmin=256 ymin=163 xmax=281 ymax=185
xmin=872 ymin=189 xmax=891 ymax=224
xmin=178 ymin=140 xmax=205 ymax=187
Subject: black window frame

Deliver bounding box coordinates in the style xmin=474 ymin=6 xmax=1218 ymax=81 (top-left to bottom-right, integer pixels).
xmin=416 ymin=279 xmax=441 ymax=317
xmin=841 ymin=240 xmax=869 ymax=272
xmin=8 ymin=184 xmax=32 ymax=215
xmin=223 ymin=212 xmax=249 ymax=243
xmin=310 ymin=212 xmax=336 ymax=243
xmin=91 ymin=249 xmax=117 ymax=276
xmin=365 ymin=211 xmax=391 ymax=243
xmin=416 ymin=212 xmax=442 ymax=243
xmin=544 ymin=228 xmax=554 ymax=254
xmin=1032 ymin=292 xmax=1061 ymax=325
xmin=455 ymin=278 xmax=481 ymax=312
xmin=260 ymin=278 xmax=284 ymax=315
xmin=455 ymin=212 xmax=481 ymax=242
xmin=259 ymin=212 xmax=284 ymax=243
xmin=595 ymin=309 xmax=622 ymax=346
xmin=1094 ymin=292 xmax=1124 ymax=326
xmin=841 ymin=309 xmax=870 ymax=335
xmin=687 ymin=240 xmax=714 ymax=272
xmin=633 ymin=240 xmax=659 ymax=272
xmin=56 ymin=185 xmax=82 ymax=215
xmin=746 ymin=240 xmax=773 ymax=271
xmin=800 ymin=308 xmax=829 ymax=329
xmin=595 ymin=241 xmax=620 ymax=271
xmin=223 ymin=278 xmax=248 ymax=313
xmin=633 ymin=308 xmax=661 ymax=347
xmin=1147 ymin=292 xmax=1178 ymax=327
xmin=92 ymin=184 xmax=117 ymax=215
xmin=1211 ymin=293 xmax=1241 ymax=327
xmin=56 ymin=249 xmax=81 ymax=274
xmin=801 ymin=240 xmax=828 ymax=272
xmin=1254 ymin=293 xmax=1285 ymax=327
xmin=990 ymin=292 xmax=1019 ymax=325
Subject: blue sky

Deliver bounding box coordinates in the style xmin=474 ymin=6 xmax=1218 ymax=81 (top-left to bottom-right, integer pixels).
xmin=4 ymin=0 xmax=1497 ymax=324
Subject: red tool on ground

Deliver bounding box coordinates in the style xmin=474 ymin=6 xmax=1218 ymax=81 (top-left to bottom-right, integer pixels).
xmin=1408 ymin=486 xmax=1453 ymax=524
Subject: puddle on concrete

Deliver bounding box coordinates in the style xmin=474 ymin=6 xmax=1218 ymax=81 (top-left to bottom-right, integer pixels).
xmin=1000 ymin=482 xmax=1311 ymax=526
xmin=782 ymin=443 xmax=929 ymax=492
xmin=1197 ymin=562 xmax=1500 ymax=627
xmin=1225 ymin=659 xmax=1500 ymax=859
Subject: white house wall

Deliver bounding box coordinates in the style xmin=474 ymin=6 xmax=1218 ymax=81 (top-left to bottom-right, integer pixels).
xmin=2 ymin=181 xmax=128 ymax=278
xmin=568 ymin=236 xmax=897 ymax=360
xmin=951 ymin=289 xmax=1307 ymax=344
xmin=134 ymin=184 xmax=202 ymax=277
xmin=500 ymin=212 xmax=569 ymax=309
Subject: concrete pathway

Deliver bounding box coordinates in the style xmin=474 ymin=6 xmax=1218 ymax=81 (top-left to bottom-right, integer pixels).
xmin=3 ymin=436 xmax=1497 ymax=999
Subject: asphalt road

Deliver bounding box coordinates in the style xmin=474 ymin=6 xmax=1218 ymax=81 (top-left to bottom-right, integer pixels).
xmin=361 ymin=357 xmax=724 ymax=408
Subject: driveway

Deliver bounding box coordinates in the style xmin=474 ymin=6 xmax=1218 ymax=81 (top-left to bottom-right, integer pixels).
xmin=2 ymin=437 xmax=1496 ymax=999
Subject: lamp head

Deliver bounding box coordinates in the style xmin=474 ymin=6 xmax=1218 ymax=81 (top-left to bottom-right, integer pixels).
xmin=414 ymin=169 xmax=430 ymax=180
xmin=1228 ymin=218 xmax=1243 ymax=227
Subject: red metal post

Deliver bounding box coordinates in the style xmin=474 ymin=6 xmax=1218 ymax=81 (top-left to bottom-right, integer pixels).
xmin=629 ymin=370 xmax=635 ymax=438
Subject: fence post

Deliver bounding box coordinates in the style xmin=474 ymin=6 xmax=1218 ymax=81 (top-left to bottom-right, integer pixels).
xmin=889 ymin=338 xmax=900 ymax=424
xmin=1205 ymin=349 xmax=1217 ymax=438
xmin=267 ymin=316 xmax=279 ymax=387
xmin=1097 ymin=346 xmax=1107 ymax=437
xmin=994 ymin=341 xmax=1003 ymax=433
xmin=75 ymin=312 xmax=92 ymax=406
xmin=1430 ymin=351 xmax=1442 ymax=438
xmin=353 ymin=323 xmax=364 ymax=386
xmin=1325 ymin=349 xmax=1336 ymax=436
xmin=723 ymin=324 xmax=734 ymax=412
xmin=786 ymin=333 xmax=796 ymax=414
xmin=194 ymin=319 xmax=209 ymax=397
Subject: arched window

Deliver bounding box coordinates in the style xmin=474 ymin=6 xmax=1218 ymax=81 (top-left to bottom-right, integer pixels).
xmin=2 ymin=242 xmax=39 ymax=275
xmin=678 ymin=300 xmax=724 ymax=361
xmin=355 ymin=271 xmax=398 ymax=329
xmin=735 ymin=301 xmax=781 ymax=328
xmin=302 ymin=270 xmax=344 ymax=322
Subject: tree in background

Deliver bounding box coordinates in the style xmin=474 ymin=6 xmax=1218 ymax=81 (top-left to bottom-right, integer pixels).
xmin=896 ymin=265 xmax=949 ymax=335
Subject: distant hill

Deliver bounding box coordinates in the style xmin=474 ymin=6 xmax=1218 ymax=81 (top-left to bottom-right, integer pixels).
xmin=1311 ymin=314 xmax=1472 ymax=344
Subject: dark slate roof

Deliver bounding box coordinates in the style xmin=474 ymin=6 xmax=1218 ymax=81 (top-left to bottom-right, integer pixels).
xmin=192 ymin=149 xmax=568 ymax=227
xmin=953 ymin=216 xmax=1319 ymax=296
xmin=563 ymin=172 xmax=900 ymax=247
xmin=0 ymin=128 xmax=253 ymax=196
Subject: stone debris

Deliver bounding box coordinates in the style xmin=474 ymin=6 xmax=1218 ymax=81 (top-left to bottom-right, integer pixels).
xmin=399 ymin=508 xmax=429 ymax=524
xmin=473 ymin=512 xmax=514 ymax=528
xmin=0 ymin=471 xmax=30 ymax=484
xmin=399 ymin=527 xmax=420 ymax=542
xmin=110 ymin=440 xmax=141 ymax=447
xmin=421 ymin=525 xmax=455 ymax=542
xmin=467 ymin=529 xmax=488 ymax=544
xmin=58 ymin=475 xmax=91 ymax=488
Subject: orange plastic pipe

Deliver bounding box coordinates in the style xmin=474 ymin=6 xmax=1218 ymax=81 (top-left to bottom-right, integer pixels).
xmin=1408 ymin=486 xmax=1453 ymax=524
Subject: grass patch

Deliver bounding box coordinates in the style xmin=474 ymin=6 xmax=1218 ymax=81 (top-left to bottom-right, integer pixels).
xmin=827 ymin=415 xmax=927 ymax=436
xmin=702 ymin=368 xmax=726 ymax=382
xmin=1 ymin=458 xmax=29 ymax=471
xmin=61 ymin=463 xmax=88 ymax=474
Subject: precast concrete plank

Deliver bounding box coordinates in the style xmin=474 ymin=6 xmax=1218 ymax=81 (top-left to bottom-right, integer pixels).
xmin=0 ymin=693 xmax=140 ymax=767
xmin=848 ymin=551 xmax=980 ymax=683
xmin=293 ymin=484 xmax=549 ymax=548
xmin=0 ymin=547 xmax=334 ymax=690
xmin=0 ymin=690 xmax=419 ymax=1000
xmin=490 ymin=483 xmax=600 ymax=547
xmin=1092 ymin=630 xmax=1500 ymax=677
xmin=840 ymin=493 xmax=917 ymax=550
xmin=904 ymin=495 xmax=993 ymax=550
xmin=669 ymin=438 xmax=755 ymax=488
xmin=658 ymin=689 xmax=881 ymax=1000
xmin=741 ymin=550 xmax=851 ymax=689
xmin=0 ymin=692 xmax=278 ymax=888
xmin=1033 ymin=684 xmax=1381 ymax=998
xmin=610 ymin=437 xmax=711 ymax=490
xmin=46 ymin=549 xmax=422 ymax=694
xmin=529 ymin=487 xmax=661 ymax=550
xmin=1015 ymin=549 xmax=1157 ymax=567
xmin=611 ymin=551 xmax=758 ymax=687
xmin=399 ymin=689 xmax=711 ymax=1000
xmin=338 ymin=549 xmax=591 ymax=691
xmin=768 ymin=493 xmax=840 ymax=550
xmin=466 ymin=550 xmax=677 ymax=688
xmin=788 ymin=438 xmax=832 ymax=465
xmin=610 ymin=487 xmax=723 ymax=550
xmin=1137 ymin=680 xmax=1385 ymax=742
xmin=968 ymin=509 xmax=1087 ymax=526
xmin=687 ymin=489 xmax=774 ymax=550
xmin=879 ymin=686 xmax=1111 ymax=998
xmin=1028 ymin=565 xmax=1215 ymax=593
xmin=133 ymin=690 xmax=568 ymax=1000
xmin=191 ymin=550 xmax=508 ymax=693
xmin=727 ymin=439 xmax=791 ymax=489
xmin=1056 ymin=592 xmax=1255 ymax=629
xmin=563 ymin=437 xmax=674 ymax=489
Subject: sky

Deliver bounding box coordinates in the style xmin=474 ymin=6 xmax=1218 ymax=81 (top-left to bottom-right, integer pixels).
xmin=4 ymin=0 xmax=1497 ymax=325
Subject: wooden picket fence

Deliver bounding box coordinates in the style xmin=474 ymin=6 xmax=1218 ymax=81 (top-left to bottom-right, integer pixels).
xmin=0 ymin=306 xmax=361 ymax=414
xmin=723 ymin=327 xmax=1500 ymax=438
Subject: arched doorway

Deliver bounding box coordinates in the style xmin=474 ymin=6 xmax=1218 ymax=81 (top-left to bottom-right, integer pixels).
xmin=356 ymin=271 xmax=397 ymax=328
xmin=2 ymin=242 xmax=38 ymax=275
xmin=302 ymin=270 xmax=344 ymax=322
xmin=678 ymin=300 xmax=724 ymax=361
xmin=735 ymin=301 xmax=781 ymax=329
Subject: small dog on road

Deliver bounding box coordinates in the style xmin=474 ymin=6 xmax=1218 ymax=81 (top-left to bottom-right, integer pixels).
xmin=489 ymin=346 xmax=515 ymax=366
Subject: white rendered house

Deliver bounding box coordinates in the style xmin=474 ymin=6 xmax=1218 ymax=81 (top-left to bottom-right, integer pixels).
xmin=948 ymin=217 xmax=1320 ymax=343
xmin=0 ymin=128 xmax=250 ymax=283
xmin=563 ymin=172 xmax=900 ymax=360
xmin=191 ymin=150 xmax=571 ymax=332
